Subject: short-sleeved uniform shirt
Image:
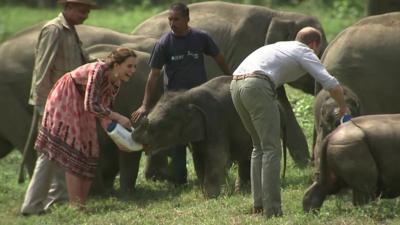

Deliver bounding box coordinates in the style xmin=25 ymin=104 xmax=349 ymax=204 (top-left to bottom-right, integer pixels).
xmin=149 ymin=28 xmax=220 ymax=90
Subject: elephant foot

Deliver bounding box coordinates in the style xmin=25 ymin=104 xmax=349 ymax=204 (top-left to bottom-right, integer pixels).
xmin=353 ymin=189 xmax=375 ymax=206
xmin=203 ymin=184 xmax=221 ymax=199
xmin=303 ymin=182 xmax=327 ymax=212
xmin=145 ymin=169 xmax=171 ymax=182
xmin=293 ymin=157 xmax=311 ymax=168
xmin=0 ymin=139 xmax=13 ymax=159
xmin=118 ymin=187 xmax=136 ymax=200
xmin=144 ymin=162 xmax=171 ymax=182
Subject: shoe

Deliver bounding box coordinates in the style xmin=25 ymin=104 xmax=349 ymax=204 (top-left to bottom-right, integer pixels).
xmin=21 ymin=210 xmax=45 ymax=216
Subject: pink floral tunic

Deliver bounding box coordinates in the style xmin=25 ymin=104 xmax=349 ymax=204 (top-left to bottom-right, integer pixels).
xmin=35 ymin=61 xmax=119 ymax=179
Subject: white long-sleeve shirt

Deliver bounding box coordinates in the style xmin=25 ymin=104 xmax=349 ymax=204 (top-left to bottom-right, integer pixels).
xmin=233 ymin=41 xmax=338 ymax=90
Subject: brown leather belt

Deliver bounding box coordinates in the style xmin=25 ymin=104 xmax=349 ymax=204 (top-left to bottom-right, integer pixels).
xmin=233 ymin=73 xmax=276 ymax=90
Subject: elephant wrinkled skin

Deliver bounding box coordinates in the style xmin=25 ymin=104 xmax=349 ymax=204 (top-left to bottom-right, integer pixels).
xmin=133 ymin=1 xmax=328 ymax=94
xmin=312 ymin=87 xmax=361 ymax=163
xmin=303 ymin=114 xmax=400 ymax=212
xmin=0 ymin=1 xmax=331 ymax=192
xmin=366 ymin=0 xmax=400 ymax=16
xmin=133 ymin=76 xmax=289 ymax=198
xmin=133 ymin=1 xmax=331 ymax=167
xmin=313 ymin=12 xmax=400 ymax=161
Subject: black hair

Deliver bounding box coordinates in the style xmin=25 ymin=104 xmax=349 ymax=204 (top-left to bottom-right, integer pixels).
xmin=170 ymin=2 xmax=189 ymax=17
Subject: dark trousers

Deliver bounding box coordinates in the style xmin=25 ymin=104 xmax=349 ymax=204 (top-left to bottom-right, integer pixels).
xmin=167 ymin=145 xmax=187 ymax=184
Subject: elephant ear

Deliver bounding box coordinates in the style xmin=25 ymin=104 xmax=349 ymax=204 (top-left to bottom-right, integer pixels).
xmin=343 ymin=86 xmax=362 ymax=117
xmin=265 ymin=18 xmax=295 ymax=45
xmin=181 ymin=104 xmax=206 ymax=142
xmin=320 ymin=86 xmax=362 ymax=131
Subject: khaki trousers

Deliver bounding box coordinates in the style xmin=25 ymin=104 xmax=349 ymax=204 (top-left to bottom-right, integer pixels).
xmin=21 ymin=112 xmax=68 ymax=215
xmin=230 ymin=76 xmax=282 ymax=216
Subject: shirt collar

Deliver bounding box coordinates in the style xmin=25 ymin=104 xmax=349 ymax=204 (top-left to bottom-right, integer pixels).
xmin=59 ymin=13 xmax=73 ymax=30
xmin=295 ymin=40 xmax=310 ymax=48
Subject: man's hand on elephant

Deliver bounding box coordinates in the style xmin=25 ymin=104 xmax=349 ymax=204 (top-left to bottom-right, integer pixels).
xmin=131 ymin=105 xmax=149 ymax=124
xmin=335 ymin=106 xmax=350 ymax=119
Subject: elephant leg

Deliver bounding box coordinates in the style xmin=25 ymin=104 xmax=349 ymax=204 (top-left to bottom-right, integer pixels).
xmin=144 ymin=152 xmax=170 ymax=181
xmin=350 ymin=172 xmax=377 ymax=206
xmin=119 ymin=150 xmax=142 ymax=195
xmin=202 ymin=143 xmax=229 ymax=198
xmin=348 ymin=163 xmax=377 ymax=206
xmin=277 ymin=86 xmax=310 ymax=167
xmin=19 ymin=119 xmax=38 ymax=180
xmin=329 ymin=141 xmax=378 ymax=206
xmin=20 ymin=132 xmax=38 ymax=180
xmin=0 ymin=137 xmax=14 ymax=158
xmin=191 ymin=142 xmax=205 ymax=185
xmin=353 ymin=188 xmax=376 ymax=206
xmin=0 ymin=86 xmax=37 ymax=179
xmin=235 ymin=159 xmax=250 ymax=193
xmin=303 ymin=181 xmax=327 ymax=212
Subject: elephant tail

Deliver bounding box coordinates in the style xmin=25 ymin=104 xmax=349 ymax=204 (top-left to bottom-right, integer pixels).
xmin=18 ymin=109 xmax=38 ymax=183
xmin=281 ymin=122 xmax=287 ymax=180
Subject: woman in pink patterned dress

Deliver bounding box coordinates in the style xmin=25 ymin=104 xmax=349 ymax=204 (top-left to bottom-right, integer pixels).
xmin=35 ymin=47 xmax=137 ymax=209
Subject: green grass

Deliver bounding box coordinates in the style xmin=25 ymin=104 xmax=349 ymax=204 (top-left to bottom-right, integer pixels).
xmin=2 ymin=2 xmax=400 ymax=225
xmin=0 ymin=5 xmax=163 ymax=42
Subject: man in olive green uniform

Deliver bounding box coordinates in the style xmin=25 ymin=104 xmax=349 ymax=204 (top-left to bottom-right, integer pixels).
xmin=21 ymin=0 xmax=97 ymax=215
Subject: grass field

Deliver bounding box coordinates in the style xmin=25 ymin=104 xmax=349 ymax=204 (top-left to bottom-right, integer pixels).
xmin=1 ymin=1 xmax=400 ymax=224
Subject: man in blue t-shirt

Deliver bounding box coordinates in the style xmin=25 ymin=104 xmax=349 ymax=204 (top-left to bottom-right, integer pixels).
xmin=132 ymin=2 xmax=231 ymax=185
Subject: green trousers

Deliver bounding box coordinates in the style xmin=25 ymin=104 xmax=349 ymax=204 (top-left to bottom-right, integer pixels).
xmin=230 ymin=76 xmax=282 ymax=217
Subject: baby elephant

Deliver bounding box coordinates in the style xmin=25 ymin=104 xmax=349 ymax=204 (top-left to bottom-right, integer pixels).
xmin=133 ymin=76 xmax=289 ymax=198
xmin=132 ymin=76 xmax=253 ymax=198
xmin=303 ymin=114 xmax=400 ymax=212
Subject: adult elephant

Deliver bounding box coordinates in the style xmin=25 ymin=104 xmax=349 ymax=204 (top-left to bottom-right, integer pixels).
xmin=132 ymin=1 xmax=330 ymax=167
xmin=366 ymin=0 xmax=400 ymax=16
xmin=0 ymin=23 xmax=159 ymax=194
xmin=313 ymin=12 xmax=400 ymax=162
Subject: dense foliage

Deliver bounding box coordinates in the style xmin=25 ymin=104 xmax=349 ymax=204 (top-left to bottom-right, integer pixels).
xmin=0 ymin=0 xmax=364 ymax=11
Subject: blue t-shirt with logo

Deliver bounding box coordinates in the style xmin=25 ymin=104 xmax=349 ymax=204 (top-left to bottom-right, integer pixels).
xmin=149 ymin=28 xmax=220 ymax=90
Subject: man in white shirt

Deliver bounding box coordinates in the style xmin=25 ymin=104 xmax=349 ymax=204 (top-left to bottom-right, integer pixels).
xmin=230 ymin=27 xmax=348 ymax=218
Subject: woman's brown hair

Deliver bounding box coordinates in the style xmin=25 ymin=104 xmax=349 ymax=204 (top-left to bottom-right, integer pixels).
xmin=106 ymin=47 xmax=137 ymax=68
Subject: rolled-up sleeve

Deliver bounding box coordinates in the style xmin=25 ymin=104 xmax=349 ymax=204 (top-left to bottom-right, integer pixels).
xmin=298 ymin=51 xmax=339 ymax=90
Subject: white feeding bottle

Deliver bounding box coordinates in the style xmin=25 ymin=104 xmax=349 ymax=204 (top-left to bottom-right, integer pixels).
xmin=106 ymin=121 xmax=143 ymax=152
